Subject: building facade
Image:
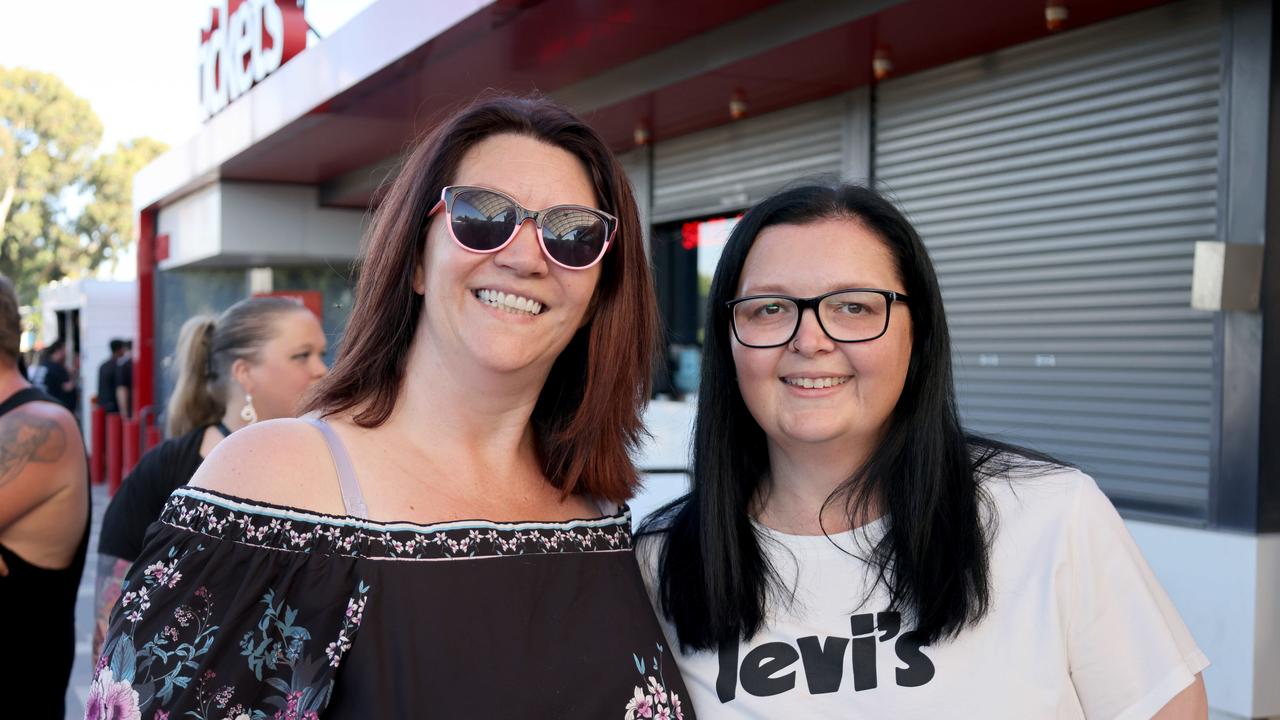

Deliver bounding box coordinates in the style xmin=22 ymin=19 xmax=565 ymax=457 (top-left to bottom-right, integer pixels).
xmin=134 ymin=0 xmax=1278 ymax=716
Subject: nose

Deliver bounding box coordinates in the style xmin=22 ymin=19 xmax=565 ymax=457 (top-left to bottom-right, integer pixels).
xmin=310 ymin=353 xmax=328 ymax=379
xmin=790 ymin=308 xmax=835 ymax=356
xmin=493 ymin=218 xmax=549 ymax=276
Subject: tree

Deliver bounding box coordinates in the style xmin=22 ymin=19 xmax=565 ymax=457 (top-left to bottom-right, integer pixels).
xmin=78 ymin=137 xmax=168 ymax=275
xmin=0 ymin=67 xmax=166 ymax=302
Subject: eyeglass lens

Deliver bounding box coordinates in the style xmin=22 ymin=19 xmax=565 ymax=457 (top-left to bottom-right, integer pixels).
xmin=450 ymin=188 xmax=608 ymax=268
xmin=732 ymin=291 xmax=892 ymax=346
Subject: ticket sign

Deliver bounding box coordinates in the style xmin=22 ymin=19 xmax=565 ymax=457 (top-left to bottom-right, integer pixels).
xmin=198 ymin=0 xmax=306 ymax=120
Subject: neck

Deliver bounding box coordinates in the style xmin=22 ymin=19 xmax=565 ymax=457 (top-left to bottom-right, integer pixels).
xmin=376 ymin=329 xmax=552 ymax=487
xmin=0 ymin=365 xmax=29 ymax=400
xmin=757 ymin=437 xmax=882 ymax=535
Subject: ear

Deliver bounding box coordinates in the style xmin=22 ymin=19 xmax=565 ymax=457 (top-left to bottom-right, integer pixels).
xmin=230 ymin=357 xmax=254 ymax=396
xmin=412 ymin=258 xmax=426 ymax=295
xmin=412 ymin=233 xmax=429 ymax=295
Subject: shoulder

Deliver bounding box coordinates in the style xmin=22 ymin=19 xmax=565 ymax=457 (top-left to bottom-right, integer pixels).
xmin=980 ymin=462 xmax=1131 ymax=561
xmin=188 ymin=417 xmax=346 ymax=514
xmin=0 ymin=398 xmax=82 ymax=464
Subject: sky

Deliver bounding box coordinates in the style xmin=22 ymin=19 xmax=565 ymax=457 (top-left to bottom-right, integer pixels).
xmin=0 ymin=0 xmax=378 ymax=280
xmin=0 ymin=0 xmax=379 ymax=151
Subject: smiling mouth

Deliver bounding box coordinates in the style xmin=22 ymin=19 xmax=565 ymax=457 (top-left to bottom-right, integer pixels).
xmin=474 ymin=289 xmax=546 ymax=316
xmin=781 ymin=376 xmax=851 ymax=389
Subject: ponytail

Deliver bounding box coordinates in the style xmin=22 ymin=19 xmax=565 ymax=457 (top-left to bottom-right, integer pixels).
xmin=166 ymin=315 xmax=221 ymax=437
xmin=164 ymin=296 xmax=307 ymax=438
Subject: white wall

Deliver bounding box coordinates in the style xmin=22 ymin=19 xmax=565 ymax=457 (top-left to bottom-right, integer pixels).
xmin=219 ymin=183 xmax=365 ymax=263
xmin=1131 ymin=522 xmax=1280 ymax=719
xmin=157 ymin=181 xmax=364 ymax=272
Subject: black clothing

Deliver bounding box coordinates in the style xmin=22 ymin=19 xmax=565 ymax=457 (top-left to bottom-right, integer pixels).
xmin=93 ymin=489 xmax=696 ymax=718
xmin=114 ymin=357 xmax=133 ymax=418
xmin=33 ymin=360 xmax=75 ymax=412
xmin=96 ymin=358 xmax=119 ymax=413
xmin=98 ymin=425 xmax=208 ymax=562
xmin=0 ymin=387 xmax=90 ymax=720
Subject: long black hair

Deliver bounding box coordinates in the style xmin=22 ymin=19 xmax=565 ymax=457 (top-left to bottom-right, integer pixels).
xmin=642 ymin=183 xmax=1060 ymax=651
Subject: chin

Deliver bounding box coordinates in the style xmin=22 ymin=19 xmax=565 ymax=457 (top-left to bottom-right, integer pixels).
xmin=463 ymin=340 xmax=546 ymax=374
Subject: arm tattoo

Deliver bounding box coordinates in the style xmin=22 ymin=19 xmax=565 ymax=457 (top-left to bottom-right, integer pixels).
xmin=93 ymin=554 xmax=132 ymax=661
xmin=0 ymin=408 xmax=66 ymax=487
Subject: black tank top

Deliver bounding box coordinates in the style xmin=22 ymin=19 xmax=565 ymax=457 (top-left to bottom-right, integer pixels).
xmin=0 ymin=387 xmax=90 ymax=719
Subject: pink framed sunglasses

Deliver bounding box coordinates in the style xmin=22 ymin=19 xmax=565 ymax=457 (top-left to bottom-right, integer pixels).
xmin=428 ymin=185 xmax=617 ymax=270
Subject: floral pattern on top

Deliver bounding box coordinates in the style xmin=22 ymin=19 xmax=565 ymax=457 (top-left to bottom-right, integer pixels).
xmin=86 ymin=543 xmax=370 ymax=720
xmin=625 ymin=643 xmax=685 ymax=720
xmin=158 ymin=487 xmax=633 ymax=560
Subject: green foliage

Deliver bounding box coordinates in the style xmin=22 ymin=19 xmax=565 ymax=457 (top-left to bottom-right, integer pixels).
xmin=0 ymin=66 xmax=166 ymax=302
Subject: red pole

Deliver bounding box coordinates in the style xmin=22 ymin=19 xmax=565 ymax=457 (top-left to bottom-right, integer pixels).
xmin=135 ymin=209 xmax=157 ymax=421
xmin=106 ymin=412 xmax=123 ymax=495
xmin=122 ymin=417 xmax=140 ymax=477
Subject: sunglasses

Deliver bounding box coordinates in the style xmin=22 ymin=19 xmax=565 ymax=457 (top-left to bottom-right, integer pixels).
xmin=428 ymin=185 xmax=617 ymax=270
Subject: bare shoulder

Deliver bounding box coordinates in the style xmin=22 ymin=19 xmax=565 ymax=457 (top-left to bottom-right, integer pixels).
xmin=188 ymin=417 xmax=345 ymax=514
xmin=0 ymin=399 xmax=84 ymax=478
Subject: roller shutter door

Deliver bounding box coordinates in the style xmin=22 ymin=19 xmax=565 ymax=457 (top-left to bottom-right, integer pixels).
xmin=652 ymin=95 xmax=847 ymax=222
xmin=874 ymin=0 xmax=1220 ymax=520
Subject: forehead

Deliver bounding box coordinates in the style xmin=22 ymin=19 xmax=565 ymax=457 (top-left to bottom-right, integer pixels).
xmin=452 ymin=133 xmax=599 ymax=210
xmin=737 ymin=218 xmax=903 ymax=296
xmin=265 ymin=309 xmax=323 ymax=343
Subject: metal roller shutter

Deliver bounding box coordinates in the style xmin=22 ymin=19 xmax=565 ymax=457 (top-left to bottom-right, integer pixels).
xmin=652 ymin=95 xmax=847 ymax=222
xmin=874 ymin=0 xmax=1220 ymax=521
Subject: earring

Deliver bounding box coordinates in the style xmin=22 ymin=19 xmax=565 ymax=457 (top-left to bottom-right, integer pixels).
xmin=240 ymin=394 xmax=258 ymax=424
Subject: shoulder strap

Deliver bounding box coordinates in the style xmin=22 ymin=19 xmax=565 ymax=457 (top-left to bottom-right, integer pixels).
xmin=301 ymin=416 xmax=370 ymax=520
xmin=0 ymin=387 xmax=56 ymax=418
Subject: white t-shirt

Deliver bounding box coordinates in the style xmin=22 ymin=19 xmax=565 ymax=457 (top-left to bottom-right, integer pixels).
xmin=638 ymin=467 xmax=1208 ymax=719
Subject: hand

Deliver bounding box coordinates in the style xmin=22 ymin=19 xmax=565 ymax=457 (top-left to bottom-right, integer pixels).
xmin=0 ymin=554 xmax=8 ymax=576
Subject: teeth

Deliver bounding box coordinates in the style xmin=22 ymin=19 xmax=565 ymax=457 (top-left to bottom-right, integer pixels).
xmin=476 ymin=289 xmax=543 ymax=316
xmin=783 ymin=376 xmax=849 ymax=389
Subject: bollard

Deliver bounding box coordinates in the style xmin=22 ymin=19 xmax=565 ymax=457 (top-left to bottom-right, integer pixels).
xmin=123 ymin=418 xmax=141 ymax=478
xmin=146 ymin=425 xmax=162 ymax=453
xmin=138 ymin=405 xmax=160 ymax=454
xmin=106 ymin=413 xmax=123 ymax=495
xmin=90 ymin=402 xmax=106 ymax=485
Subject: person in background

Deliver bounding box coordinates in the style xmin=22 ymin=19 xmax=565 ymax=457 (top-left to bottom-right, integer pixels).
xmin=0 ymin=274 xmax=90 ymax=719
xmin=640 ymin=184 xmax=1208 ymax=718
xmin=92 ymin=297 xmax=327 ymax=659
xmin=30 ymin=338 xmax=77 ymax=413
xmin=96 ymin=338 xmax=125 ymax=415
xmin=115 ymin=339 xmax=133 ymax=421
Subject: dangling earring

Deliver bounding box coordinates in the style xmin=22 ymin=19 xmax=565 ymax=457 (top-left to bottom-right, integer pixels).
xmin=240 ymin=394 xmax=258 ymax=424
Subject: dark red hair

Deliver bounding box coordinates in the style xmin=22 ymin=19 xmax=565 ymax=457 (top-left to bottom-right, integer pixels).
xmin=305 ymin=94 xmax=658 ymax=503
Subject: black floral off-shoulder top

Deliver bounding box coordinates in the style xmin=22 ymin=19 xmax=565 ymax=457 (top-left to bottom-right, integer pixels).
xmin=88 ymin=487 xmax=692 ymax=720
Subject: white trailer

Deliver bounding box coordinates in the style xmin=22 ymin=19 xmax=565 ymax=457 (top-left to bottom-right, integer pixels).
xmin=38 ymin=279 xmax=137 ymax=446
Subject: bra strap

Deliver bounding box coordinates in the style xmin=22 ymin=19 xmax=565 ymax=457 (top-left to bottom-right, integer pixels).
xmin=301 ymin=416 xmax=370 ymax=520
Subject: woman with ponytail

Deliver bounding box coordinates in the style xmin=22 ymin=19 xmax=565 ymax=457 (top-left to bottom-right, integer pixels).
xmin=93 ymin=296 xmax=327 ymax=657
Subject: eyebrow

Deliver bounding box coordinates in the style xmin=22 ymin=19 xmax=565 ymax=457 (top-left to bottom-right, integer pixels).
xmin=739 ymin=282 xmax=882 ymax=295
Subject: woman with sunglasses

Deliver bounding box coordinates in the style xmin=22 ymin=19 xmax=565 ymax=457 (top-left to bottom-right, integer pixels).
xmin=89 ymin=95 xmax=692 ymax=719
xmin=639 ymin=184 xmax=1207 ymax=718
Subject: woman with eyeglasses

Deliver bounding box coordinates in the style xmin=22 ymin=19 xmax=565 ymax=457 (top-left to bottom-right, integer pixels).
xmin=638 ymin=184 xmax=1207 ymax=718
xmin=89 ymin=96 xmax=692 ymax=719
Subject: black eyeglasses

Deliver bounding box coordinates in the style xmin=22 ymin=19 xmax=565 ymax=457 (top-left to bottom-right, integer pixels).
xmin=726 ymin=288 xmax=909 ymax=348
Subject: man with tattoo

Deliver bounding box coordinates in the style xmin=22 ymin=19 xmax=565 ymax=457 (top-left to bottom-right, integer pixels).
xmin=0 ymin=275 xmax=90 ymax=718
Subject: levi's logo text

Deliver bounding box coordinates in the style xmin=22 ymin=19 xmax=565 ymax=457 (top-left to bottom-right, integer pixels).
xmin=716 ymin=611 xmax=935 ymax=703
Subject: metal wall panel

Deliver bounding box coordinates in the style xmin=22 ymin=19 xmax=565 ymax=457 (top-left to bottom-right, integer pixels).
xmin=652 ymin=95 xmax=847 ymax=222
xmin=874 ymin=0 xmax=1221 ymax=520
